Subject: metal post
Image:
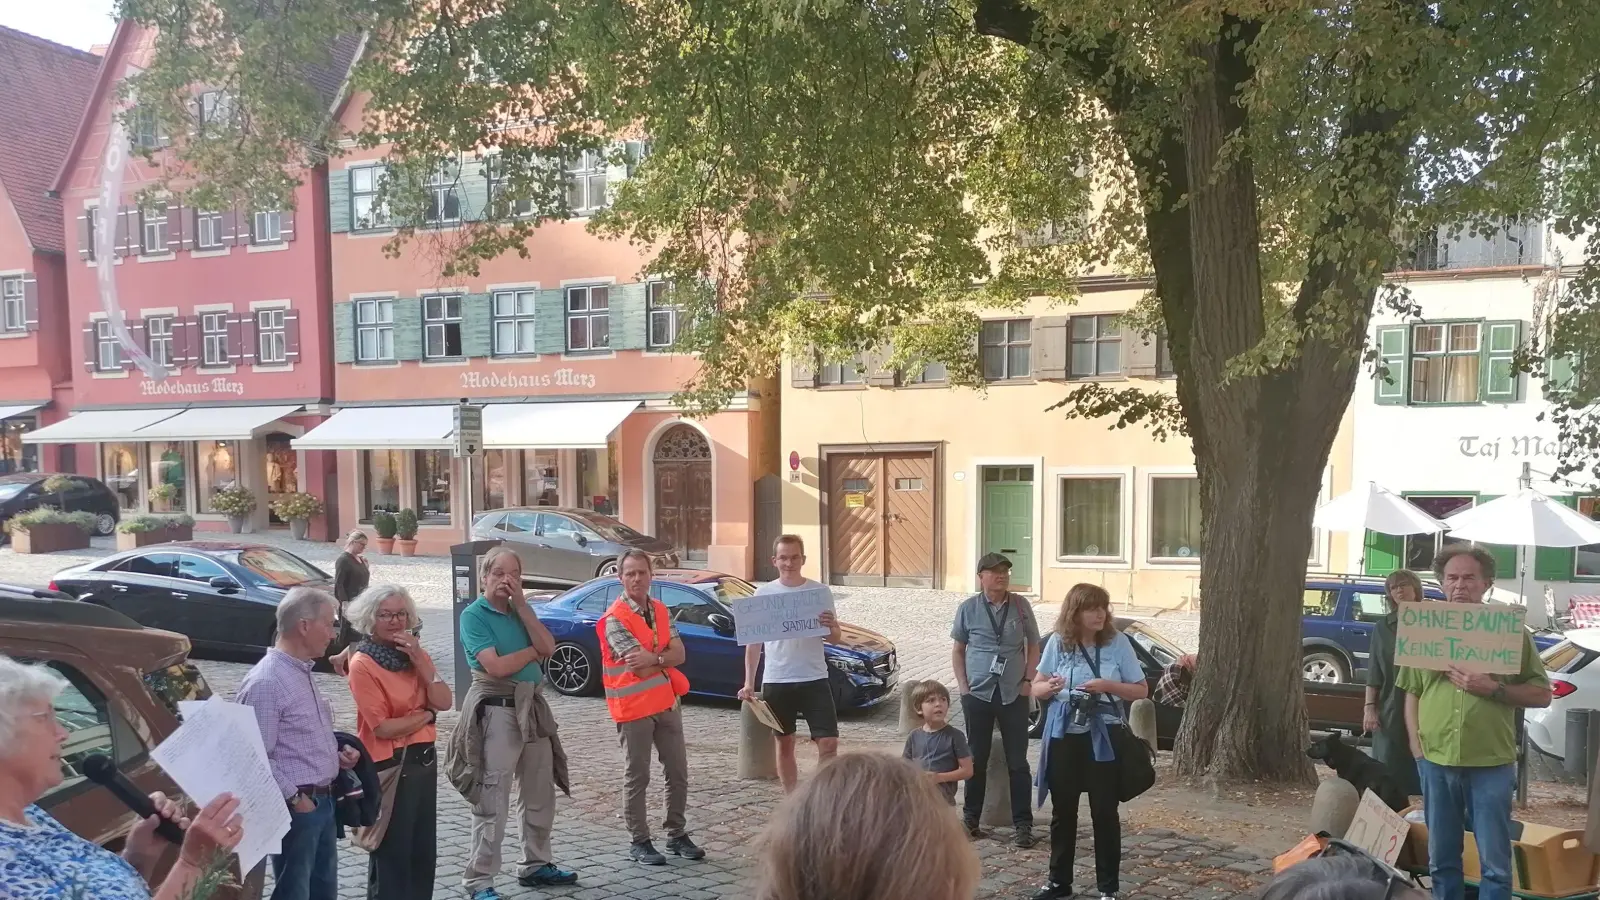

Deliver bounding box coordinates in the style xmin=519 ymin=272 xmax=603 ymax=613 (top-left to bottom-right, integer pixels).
xmin=1516 ymin=711 xmax=1530 ymax=807
xmin=463 ymin=455 xmax=474 ymax=545
xmin=1588 ymin=710 xmax=1600 ymax=786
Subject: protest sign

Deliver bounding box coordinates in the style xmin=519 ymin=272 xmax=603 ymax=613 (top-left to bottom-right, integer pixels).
xmin=746 ymin=698 xmax=785 ymax=733
xmin=1394 ymin=601 xmax=1525 ymax=675
xmin=731 ymin=586 xmax=832 ymax=646
xmin=1345 ymin=790 xmax=1408 ymax=867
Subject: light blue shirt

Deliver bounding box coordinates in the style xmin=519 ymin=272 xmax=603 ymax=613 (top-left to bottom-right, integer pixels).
xmin=1037 ymin=631 xmax=1145 ymax=734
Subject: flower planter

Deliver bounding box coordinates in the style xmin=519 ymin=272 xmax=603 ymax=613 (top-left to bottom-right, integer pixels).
xmin=13 ymin=523 xmax=92 ymax=554
xmin=115 ymin=525 xmax=194 ymax=551
xmin=394 ymin=538 xmax=418 ymax=557
xmin=227 ymin=516 xmax=247 ymax=534
xmin=289 ymin=519 xmax=310 ymax=540
xmin=374 ymin=537 xmax=396 ymax=555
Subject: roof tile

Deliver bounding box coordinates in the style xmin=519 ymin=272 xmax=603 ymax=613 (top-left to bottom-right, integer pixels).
xmin=0 ymin=25 xmax=102 ymax=254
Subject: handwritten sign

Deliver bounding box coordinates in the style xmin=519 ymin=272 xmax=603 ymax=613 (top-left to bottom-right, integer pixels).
xmin=1395 ymin=601 xmax=1526 ymax=675
xmin=732 ymin=586 xmax=833 ymax=646
xmin=1345 ymin=789 xmax=1408 ymax=867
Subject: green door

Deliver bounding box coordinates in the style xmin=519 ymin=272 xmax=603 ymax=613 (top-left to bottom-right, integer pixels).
xmin=982 ymin=467 xmax=1034 ymax=590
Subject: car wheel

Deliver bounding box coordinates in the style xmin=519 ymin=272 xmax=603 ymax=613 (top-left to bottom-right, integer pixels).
xmin=597 ymin=559 xmax=620 ymax=577
xmin=1028 ymin=699 xmax=1046 ymax=739
xmin=94 ymin=512 xmax=117 ymax=536
xmin=546 ymin=642 xmax=598 ymax=696
xmin=1303 ymin=650 xmax=1349 ymax=684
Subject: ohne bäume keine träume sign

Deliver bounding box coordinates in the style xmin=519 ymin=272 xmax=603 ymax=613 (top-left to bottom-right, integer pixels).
xmin=1394 ymin=601 xmax=1526 ymax=675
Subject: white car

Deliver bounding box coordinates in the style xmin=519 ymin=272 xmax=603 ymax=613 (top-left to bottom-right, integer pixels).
xmin=1525 ymin=628 xmax=1600 ymax=763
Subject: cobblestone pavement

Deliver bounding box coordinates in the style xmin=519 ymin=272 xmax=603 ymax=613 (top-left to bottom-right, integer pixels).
xmin=0 ymin=537 xmax=1279 ymax=900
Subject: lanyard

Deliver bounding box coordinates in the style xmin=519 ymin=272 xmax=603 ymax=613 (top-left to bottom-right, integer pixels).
xmin=983 ymin=597 xmax=1011 ymax=643
xmin=1070 ymin=644 xmax=1102 ymax=687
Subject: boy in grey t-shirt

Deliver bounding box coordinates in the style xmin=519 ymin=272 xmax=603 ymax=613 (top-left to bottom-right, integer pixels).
xmin=901 ymin=681 xmax=974 ymax=804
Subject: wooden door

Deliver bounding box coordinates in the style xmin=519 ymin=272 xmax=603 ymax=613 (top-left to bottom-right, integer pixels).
xmin=883 ymin=453 xmax=935 ymax=587
xmin=828 ymin=454 xmax=884 ymax=586
xmin=652 ymin=425 xmax=713 ymax=564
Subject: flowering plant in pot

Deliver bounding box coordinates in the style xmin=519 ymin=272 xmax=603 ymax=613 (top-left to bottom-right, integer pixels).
xmin=371 ymin=510 xmax=398 ymax=554
xmin=148 ymin=482 xmax=180 ymax=513
xmin=116 ymin=514 xmax=196 ymax=550
xmin=210 ymin=485 xmax=257 ymax=533
xmin=394 ymin=508 xmax=419 ymax=556
xmin=268 ymin=492 xmax=324 ymax=540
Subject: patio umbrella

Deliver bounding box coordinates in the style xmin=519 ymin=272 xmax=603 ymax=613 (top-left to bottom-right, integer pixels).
xmin=1443 ymin=488 xmax=1600 ymax=548
xmin=1313 ymin=481 xmax=1450 ymax=536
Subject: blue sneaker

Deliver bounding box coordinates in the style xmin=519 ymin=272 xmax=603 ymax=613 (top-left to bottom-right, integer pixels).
xmin=519 ymin=863 xmax=579 ymax=886
xmin=468 ymin=890 xmax=501 ymax=900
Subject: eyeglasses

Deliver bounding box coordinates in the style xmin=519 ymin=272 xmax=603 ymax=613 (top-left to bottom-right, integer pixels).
xmin=374 ymin=610 xmax=410 ymax=622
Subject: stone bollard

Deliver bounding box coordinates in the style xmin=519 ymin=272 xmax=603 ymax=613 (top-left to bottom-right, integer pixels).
xmin=1310 ymin=777 xmax=1361 ymax=838
xmin=737 ymin=701 xmax=778 ymax=780
xmin=898 ymin=679 xmax=924 ymax=735
xmin=1128 ymin=698 xmax=1158 ymax=748
xmin=980 ymin=733 xmax=1014 ymax=827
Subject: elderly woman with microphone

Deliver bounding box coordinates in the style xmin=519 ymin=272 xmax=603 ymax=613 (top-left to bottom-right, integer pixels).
xmin=0 ymin=655 xmax=243 ymax=899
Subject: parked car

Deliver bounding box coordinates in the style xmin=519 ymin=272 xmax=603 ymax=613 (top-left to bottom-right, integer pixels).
xmin=0 ymin=472 xmax=121 ymax=537
xmin=530 ymin=570 xmax=898 ymax=709
xmin=48 ymin=541 xmax=333 ymax=659
xmin=1526 ymin=628 xmax=1600 ymax=763
xmin=471 ymin=506 xmax=680 ymax=584
xmin=0 ymin=582 xmax=261 ymax=899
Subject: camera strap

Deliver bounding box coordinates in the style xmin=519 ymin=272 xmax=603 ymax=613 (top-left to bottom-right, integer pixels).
xmin=1072 ymin=644 xmax=1120 ymax=716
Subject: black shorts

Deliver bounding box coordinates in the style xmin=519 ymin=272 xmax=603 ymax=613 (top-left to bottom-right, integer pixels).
xmin=761 ymin=678 xmax=839 ymax=739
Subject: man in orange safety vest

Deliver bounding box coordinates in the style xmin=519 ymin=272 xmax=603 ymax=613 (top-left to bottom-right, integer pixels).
xmin=597 ymin=549 xmax=706 ymax=866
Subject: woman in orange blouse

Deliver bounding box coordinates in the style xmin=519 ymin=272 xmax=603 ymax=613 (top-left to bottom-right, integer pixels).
xmin=346 ymin=584 xmax=452 ymax=900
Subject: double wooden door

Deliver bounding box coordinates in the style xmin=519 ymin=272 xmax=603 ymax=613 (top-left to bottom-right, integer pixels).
xmin=653 ymin=425 xmax=712 ymax=564
xmin=827 ymin=451 xmax=936 ymax=588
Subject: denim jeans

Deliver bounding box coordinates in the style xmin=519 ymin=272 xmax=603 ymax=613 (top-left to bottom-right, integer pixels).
xmin=1418 ymin=759 xmax=1515 ymax=900
xmin=271 ymin=795 xmax=339 ymax=900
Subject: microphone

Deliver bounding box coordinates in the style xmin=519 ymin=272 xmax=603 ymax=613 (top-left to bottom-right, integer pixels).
xmin=82 ymin=754 xmax=186 ymax=844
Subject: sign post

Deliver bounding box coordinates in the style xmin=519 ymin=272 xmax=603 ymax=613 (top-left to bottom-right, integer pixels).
xmin=454 ymin=400 xmax=483 ymax=545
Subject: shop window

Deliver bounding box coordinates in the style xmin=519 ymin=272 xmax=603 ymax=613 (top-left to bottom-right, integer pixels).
xmin=522 ymin=450 xmax=560 ymax=506
xmin=361 ymin=450 xmax=402 ymax=521
xmin=482 ymin=450 xmax=507 ymax=510
xmin=148 ymin=442 xmax=189 ymax=513
xmin=423 ymin=294 xmax=463 ymax=359
xmin=981 ymin=318 xmax=1031 ymax=381
xmin=197 ymin=440 xmax=239 ymax=514
xmin=565 ymin=285 xmax=610 ymax=352
xmin=0 ymin=417 xmax=37 ymax=474
xmin=1058 ymin=475 xmax=1123 ymax=560
xmin=1069 ymin=314 xmax=1121 ymax=378
xmin=102 ymin=443 xmax=139 ymax=510
xmin=1149 ymin=475 xmax=1201 ymax=562
xmin=414 ymin=449 xmax=452 ymax=524
xmin=577 ymin=442 xmax=617 ymax=516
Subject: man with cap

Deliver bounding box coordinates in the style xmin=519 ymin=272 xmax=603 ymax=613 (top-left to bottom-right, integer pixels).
xmin=951 ymin=552 xmax=1042 ymax=846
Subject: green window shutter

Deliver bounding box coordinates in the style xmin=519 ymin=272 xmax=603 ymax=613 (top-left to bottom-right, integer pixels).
xmin=391 ymin=297 xmax=424 ymax=360
xmin=608 ymin=282 xmax=647 ymax=351
xmin=1481 ymin=320 xmax=1522 ymax=402
xmin=1545 ymin=352 xmax=1578 ymax=398
xmin=1534 ymin=494 xmax=1579 ymax=581
xmin=534 ymin=288 xmax=566 ymax=355
xmin=1474 ymin=493 xmax=1519 ymax=577
xmin=459 ymin=158 xmax=489 ymax=223
xmin=328 ymin=168 xmax=351 ymax=234
xmin=461 ymin=293 xmax=493 ymax=358
xmin=1364 ymin=530 xmax=1403 ymax=576
xmin=1375 ymin=325 xmax=1408 ymax=405
xmin=332 ymin=302 xmax=354 ymax=363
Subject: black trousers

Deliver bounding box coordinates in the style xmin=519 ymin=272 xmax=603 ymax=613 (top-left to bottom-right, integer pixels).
xmin=1047 ymin=731 xmax=1122 ymax=894
xmin=368 ymin=744 xmax=437 ymax=900
xmin=960 ymin=693 xmax=1034 ymax=827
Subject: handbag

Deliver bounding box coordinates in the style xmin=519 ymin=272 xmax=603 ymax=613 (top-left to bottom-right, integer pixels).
xmin=350 ymin=763 xmax=402 ymax=852
xmin=1077 ymin=642 xmax=1156 ymax=802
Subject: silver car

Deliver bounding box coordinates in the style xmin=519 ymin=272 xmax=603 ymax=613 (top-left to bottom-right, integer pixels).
xmin=470 ymin=506 xmax=680 ymax=585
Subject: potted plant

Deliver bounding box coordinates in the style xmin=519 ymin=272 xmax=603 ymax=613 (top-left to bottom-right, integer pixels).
xmin=394 ymin=508 xmax=419 ymax=556
xmin=148 ymin=482 xmax=180 ymax=513
xmin=116 ymin=514 xmax=196 ymax=550
xmin=268 ymin=492 xmax=325 ymax=540
xmin=6 ymin=508 xmax=96 ymax=553
xmin=210 ymin=485 xmax=257 ymax=533
xmin=372 ymin=510 xmax=398 ymax=554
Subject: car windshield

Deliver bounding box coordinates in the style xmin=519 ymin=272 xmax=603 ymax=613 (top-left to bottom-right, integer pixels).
xmin=0 ymin=483 xmax=29 ymax=501
xmin=696 ymin=576 xmax=756 ymax=606
xmin=230 ymin=548 xmax=327 ymax=587
xmin=572 ymin=511 xmax=649 ymax=542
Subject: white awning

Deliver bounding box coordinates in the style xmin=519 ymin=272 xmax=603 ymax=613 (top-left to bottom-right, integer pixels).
xmin=131 ymin=405 xmax=304 ymax=441
xmin=483 ymin=400 xmax=639 ymax=449
xmin=22 ymin=408 xmax=187 ymax=444
xmin=0 ymin=403 xmax=45 ymax=421
xmin=291 ymin=405 xmax=455 ymax=450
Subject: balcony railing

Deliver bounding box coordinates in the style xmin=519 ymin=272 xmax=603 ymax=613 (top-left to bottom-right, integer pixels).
xmin=1395 ymin=220 xmax=1545 ymax=272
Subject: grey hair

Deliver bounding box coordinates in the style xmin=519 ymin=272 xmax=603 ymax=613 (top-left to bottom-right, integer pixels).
xmin=479 ymin=545 xmax=522 ymax=582
xmin=619 ymin=548 xmax=654 ymax=571
xmin=346 ymin=584 xmax=421 ymax=635
xmin=276 ymin=586 xmax=337 ymax=633
xmin=0 ymin=655 xmax=67 ymax=736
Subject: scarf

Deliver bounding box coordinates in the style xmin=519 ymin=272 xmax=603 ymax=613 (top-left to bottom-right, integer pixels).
xmin=355 ymin=639 xmax=411 ymax=672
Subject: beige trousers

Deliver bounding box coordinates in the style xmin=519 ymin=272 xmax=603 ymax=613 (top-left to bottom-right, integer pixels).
xmin=462 ymin=706 xmax=556 ymax=891
xmin=618 ymin=704 xmax=689 ymax=844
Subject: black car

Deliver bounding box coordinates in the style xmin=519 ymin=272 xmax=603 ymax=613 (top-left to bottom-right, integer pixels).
xmin=0 ymin=472 xmax=121 ymax=537
xmin=48 ymin=541 xmax=334 ymax=659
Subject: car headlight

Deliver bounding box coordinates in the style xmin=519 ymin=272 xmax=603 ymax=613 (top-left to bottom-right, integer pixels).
xmin=827 ymin=654 xmax=870 ymax=675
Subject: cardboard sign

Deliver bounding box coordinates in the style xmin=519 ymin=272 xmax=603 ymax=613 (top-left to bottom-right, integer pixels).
xmin=732 ymin=586 xmax=833 ymax=646
xmin=745 ymin=698 xmax=785 ymax=733
xmin=1394 ymin=601 xmax=1526 ymax=675
xmin=1344 ymin=789 xmax=1408 ymax=867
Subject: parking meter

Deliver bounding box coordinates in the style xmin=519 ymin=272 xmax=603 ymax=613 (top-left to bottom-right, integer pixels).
xmin=450 ymin=539 xmax=503 ymax=709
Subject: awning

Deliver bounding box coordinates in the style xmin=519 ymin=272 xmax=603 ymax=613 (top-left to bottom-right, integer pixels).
xmin=22 ymin=408 xmax=187 ymax=444
xmin=484 ymin=400 xmax=639 ymax=449
xmin=131 ymin=405 xmax=304 ymax=441
xmin=0 ymin=403 xmax=44 ymax=421
xmin=291 ymin=405 xmax=455 ymax=451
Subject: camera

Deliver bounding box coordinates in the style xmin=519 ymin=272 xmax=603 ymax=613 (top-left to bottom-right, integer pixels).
xmin=1066 ymin=690 xmax=1093 ymax=728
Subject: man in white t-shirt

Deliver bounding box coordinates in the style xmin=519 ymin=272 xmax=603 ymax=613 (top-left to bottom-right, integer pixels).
xmin=737 ymin=533 xmax=843 ymax=792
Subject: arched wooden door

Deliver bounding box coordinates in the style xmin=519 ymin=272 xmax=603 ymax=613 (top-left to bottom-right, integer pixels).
xmin=653 ymin=424 xmax=712 ymax=564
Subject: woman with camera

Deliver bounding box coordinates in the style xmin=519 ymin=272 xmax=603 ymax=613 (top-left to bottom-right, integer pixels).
xmin=1029 ymin=583 xmax=1148 ymax=900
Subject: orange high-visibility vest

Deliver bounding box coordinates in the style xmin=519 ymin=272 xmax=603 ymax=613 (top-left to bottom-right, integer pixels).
xmin=598 ymin=597 xmax=678 ymax=723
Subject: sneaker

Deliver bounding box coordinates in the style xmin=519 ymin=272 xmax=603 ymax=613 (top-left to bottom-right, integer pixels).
xmin=468 ymin=890 xmax=502 ymax=900
xmin=630 ymin=841 xmax=667 ymax=866
xmin=1029 ymin=883 xmax=1073 ymax=900
xmin=963 ymin=819 xmax=985 ymax=840
xmin=518 ymin=864 xmax=579 ymax=887
xmin=1013 ymin=824 xmax=1037 ymax=849
xmin=666 ymin=834 xmax=706 ymax=860
xmin=1099 ymin=894 xmax=1120 ymax=900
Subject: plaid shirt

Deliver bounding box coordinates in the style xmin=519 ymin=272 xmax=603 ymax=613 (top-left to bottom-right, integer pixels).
xmin=603 ymin=596 xmax=682 ymax=659
xmin=1153 ymin=662 xmax=1192 ymax=708
xmin=235 ymin=648 xmax=339 ymax=799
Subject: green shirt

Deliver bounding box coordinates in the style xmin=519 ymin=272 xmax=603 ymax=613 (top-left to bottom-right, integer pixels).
xmin=1395 ymin=632 xmax=1547 ymax=768
xmin=459 ymin=596 xmax=544 ymax=684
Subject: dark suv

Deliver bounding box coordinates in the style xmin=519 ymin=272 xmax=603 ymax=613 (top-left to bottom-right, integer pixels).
xmin=0 ymin=472 xmax=122 ymax=537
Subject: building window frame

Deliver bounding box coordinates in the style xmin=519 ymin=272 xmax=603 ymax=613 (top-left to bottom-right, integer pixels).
xmin=563 ymin=149 xmax=607 ymax=215
xmin=195 ymin=211 xmax=224 ymax=250
xmin=485 ymin=156 xmax=534 ymax=218
xmin=564 ymin=284 xmax=610 ymax=353
xmin=355 ymin=298 xmax=395 ymax=362
xmin=144 ymin=315 xmax=175 ymax=369
xmin=1409 ymin=320 xmax=1482 ymax=405
xmin=199 ymin=312 xmax=230 ymax=368
xmin=424 ymin=159 xmax=462 ymax=226
xmin=1143 ymin=468 xmax=1202 ymax=567
xmin=256 ymin=308 xmax=287 ymax=364
xmin=95 ymin=319 xmax=122 ymax=372
xmin=423 ymin=294 xmax=464 ymax=359
xmin=1052 ymin=467 xmax=1133 ymax=568
xmin=980 ymin=318 xmax=1032 ymax=381
xmin=816 ymin=352 xmax=868 ymax=387
xmin=0 ymin=277 xmax=23 ymax=332
xmin=350 ymin=165 xmax=390 ymax=231
xmin=1068 ymin=313 xmax=1122 ymax=378
xmin=646 ymin=281 xmax=681 ymax=350
xmin=492 ymin=289 xmax=538 ymax=356
xmin=899 ymin=361 xmax=949 ymax=386
xmin=251 ymin=210 xmax=283 ymax=245
xmin=140 ymin=207 xmax=170 ymax=256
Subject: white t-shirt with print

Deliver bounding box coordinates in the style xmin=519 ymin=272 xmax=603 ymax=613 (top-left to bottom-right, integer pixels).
xmin=756 ymin=578 xmax=834 ymax=683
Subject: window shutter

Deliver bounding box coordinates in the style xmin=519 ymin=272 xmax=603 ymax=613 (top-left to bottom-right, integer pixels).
xmin=1482 ymin=320 xmax=1522 ymax=403
xmin=239 ymin=314 xmax=258 ymax=364
xmin=180 ymin=208 xmax=197 ymax=250
xmin=1534 ymin=495 xmax=1579 ymax=581
xmin=391 ymin=297 xmax=424 ymax=360
xmin=534 ymin=288 xmax=566 ymax=355
xmin=281 ymin=208 xmax=296 ymax=243
xmin=21 ymin=275 xmax=38 ymax=331
xmin=1033 ymin=316 xmax=1068 ymax=380
xmin=114 ymin=207 xmax=132 ymax=257
xmin=124 ymin=321 xmax=144 ymax=370
xmin=283 ymin=310 xmax=301 ymax=362
xmin=1545 ymin=353 xmax=1578 ymax=398
xmin=865 ymin=346 xmax=897 ymax=386
xmin=328 ymin=169 xmax=351 ymax=233
xmin=790 ymin=349 xmax=816 ymax=388
xmin=461 ymin=293 xmax=493 ymax=358
xmin=77 ymin=213 xmax=93 ymax=260
xmin=165 ymin=201 xmax=183 ymax=253
xmin=332 ymin=302 xmax=354 ymax=364
xmin=169 ymin=316 xmax=190 ymax=367
xmin=226 ymin=314 xmax=244 ymax=363
xmin=606 ymin=282 xmax=647 ymax=352
xmin=1374 ymin=325 xmax=1408 ymax=405
xmin=82 ymin=322 xmax=97 ymax=371
xmin=220 ymin=210 xmax=240 ymax=246
xmin=1124 ymin=329 xmax=1160 ymax=378
xmin=1363 ymin=530 xmax=1403 ymax=576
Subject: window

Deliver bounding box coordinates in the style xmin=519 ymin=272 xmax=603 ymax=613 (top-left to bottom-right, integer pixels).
xmin=351 ymin=166 xmax=389 ymax=229
xmin=199 ymin=312 xmax=230 ymax=367
xmin=1 ymin=277 xmax=23 ymax=331
xmin=148 ymin=441 xmax=189 ymax=513
xmin=564 ymin=149 xmax=607 ymax=214
xmin=1403 ymin=495 xmax=1474 ymax=571
xmin=1378 ymin=319 xmax=1523 ymax=405
xmin=414 ymin=449 xmax=451 ymax=523
xmin=197 ymin=440 xmax=238 ymax=514
xmin=565 ymin=285 xmax=610 ymax=352
xmin=256 ymin=308 xmax=287 ymax=364
xmin=523 ymin=449 xmax=560 ymax=506
xmin=1302 ymin=589 xmax=1338 ymax=618
xmin=251 ymin=210 xmax=283 ymax=245
xmin=538 ymin=512 xmax=582 ymax=538
xmin=901 ymin=362 xmax=948 ymax=385
xmin=492 ymin=290 xmax=537 ymax=355
xmin=482 ymin=450 xmax=507 ymax=509
xmin=356 ymin=298 xmax=395 ymax=362
xmin=83 ymin=207 xmax=99 ymax=261
xmin=45 ymin=665 xmax=123 ymax=801
xmin=647 ymin=281 xmax=682 ymax=349
xmin=172 ymin=554 xmax=229 ymax=583
xmin=0 ymin=417 xmax=37 ymax=474
xmin=1354 ymin=592 xmax=1389 ymax=622
xmin=145 ymin=315 xmax=175 ymax=368
xmin=894 ymin=478 xmax=924 ymax=491
xmin=423 ymin=295 xmax=463 ymax=359
xmin=495 ymin=510 xmax=538 ymax=534
xmin=577 ymin=442 xmax=617 ymax=515
xmin=1577 ymin=498 xmax=1600 ymax=578
xmin=1149 ymin=475 xmax=1201 ymax=561
xmin=1059 ymin=476 xmax=1122 ymax=559
xmin=981 ymin=319 xmax=1031 ymax=381
xmin=95 ymin=319 xmax=122 ymax=371
xmin=577 ymin=584 xmax=620 ymax=612
xmin=196 ymin=90 xmax=235 ymax=133
xmin=130 ymin=107 xmax=164 ymax=150
xmin=661 ymin=584 xmax=720 ymax=628
xmin=816 ymin=353 xmax=866 ymax=386
xmin=1069 ymin=314 xmax=1121 ymax=377
xmin=361 ymin=450 xmax=401 ymax=520
xmin=1410 ymin=322 xmax=1480 ymax=403
xmin=141 ymin=207 xmax=169 ymax=255
xmin=102 ymin=443 xmax=138 ymax=509
xmin=195 ymin=211 xmax=224 ymax=250
xmin=486 ymin=157 xmax=534 ymax=217
xmin=424 ymin=160 xmax=462 ymax=225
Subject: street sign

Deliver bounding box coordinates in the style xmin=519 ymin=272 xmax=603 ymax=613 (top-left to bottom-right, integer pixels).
xmin=454 ymin=403 xmax=483 ymax=458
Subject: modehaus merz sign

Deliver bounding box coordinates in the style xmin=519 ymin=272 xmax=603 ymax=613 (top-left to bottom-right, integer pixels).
xmin=459 ymin=368 xmax=598 ymax=391
xmin=140 ymin=377 xmax=247 ymax=397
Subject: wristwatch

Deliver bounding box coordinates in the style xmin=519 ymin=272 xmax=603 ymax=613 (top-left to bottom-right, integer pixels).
xmin=426 ymin=709 xmax=437 ymax=725
xmin=1492 ymin=683 xmax=1509 ymax=702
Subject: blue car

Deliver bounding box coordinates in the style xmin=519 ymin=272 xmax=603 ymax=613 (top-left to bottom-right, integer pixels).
xmin=532 ymin=570 xmax=899 ymax=710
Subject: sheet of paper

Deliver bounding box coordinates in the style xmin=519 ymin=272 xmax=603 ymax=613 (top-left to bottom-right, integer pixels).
xmin=178 ymin=699 xmax=277 ymax=854
xmin=1345 ymin=789 xmax=1408 ymax=867
xmin=732 ymin=586 xmax=833 ymax=646
xmin=152 ymin=699 xmax=290 ymax=872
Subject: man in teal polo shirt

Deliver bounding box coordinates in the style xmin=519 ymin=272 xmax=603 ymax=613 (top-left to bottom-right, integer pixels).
xmin=1400 ymin=545 xmax=1551 ymax=900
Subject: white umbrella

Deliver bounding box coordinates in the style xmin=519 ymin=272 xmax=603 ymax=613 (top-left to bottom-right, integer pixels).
xmin=1313 ymin=481 xmax=1450 ymax=536
xmin=1443 ymin=488 xmax=1600 ymax=548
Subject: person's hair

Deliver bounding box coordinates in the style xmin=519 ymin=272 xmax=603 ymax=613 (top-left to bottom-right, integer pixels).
xmin=910 ymin=680 xmax=950 ymax=715
xmin=0 ymin=655 xmax=67 ymax=736
xmin=1433 ymin=544 xmax=1496 ymax=582
xmin=1053 ymin=583 xmax=1117 ymax=648
xmin=275 ymin=586 xmax=337 ymax=633
xmin=346 ymin=584 xmax=421 ymax=635
xmin=773 ymin=534 xmax=805 ymax=556
xmin=1261 ymin=854 xmax=1425 ymax=900
xmin=1384 ymin=569 xmax=1425 ymax=610
xmin=619 ymin=548 xmax=654 ymax=571
xmin=479 ymin=545 xmax=522 ymax=583
xmin=756 ymin=753 xmax=979 ymax=900
xmin=345 ymin=529 xmax=368 ymax=547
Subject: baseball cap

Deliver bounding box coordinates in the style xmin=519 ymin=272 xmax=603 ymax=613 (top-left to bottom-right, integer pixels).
xmin=976 ymin=552 xmax=1014 ymax=573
